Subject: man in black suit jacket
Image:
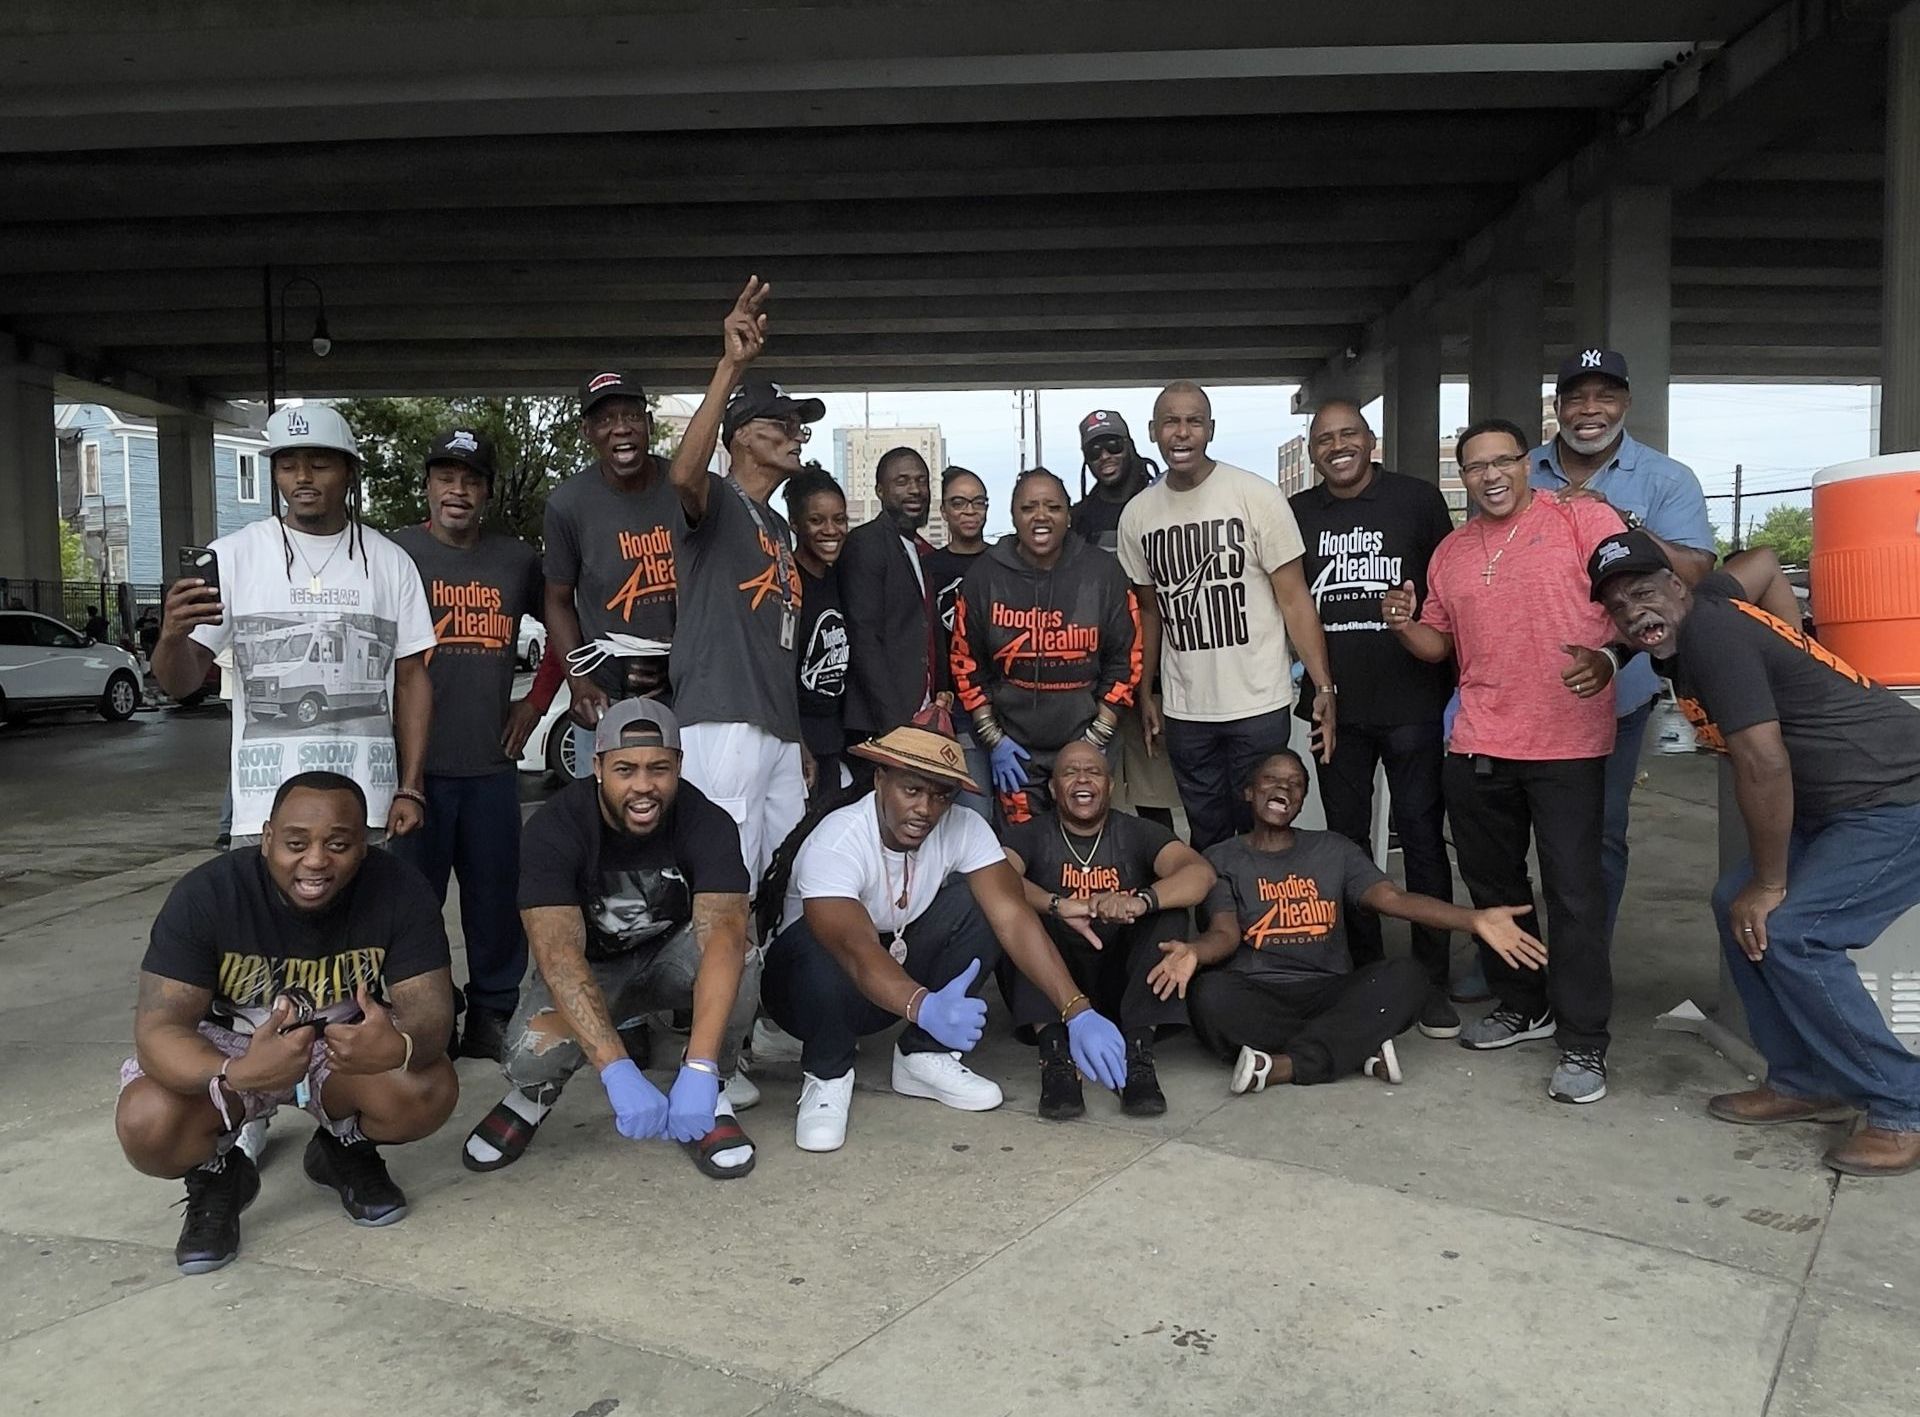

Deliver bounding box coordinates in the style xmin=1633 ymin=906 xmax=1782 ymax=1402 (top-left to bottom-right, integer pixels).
xmin=841 ymin=447 xmax=937 ymax=761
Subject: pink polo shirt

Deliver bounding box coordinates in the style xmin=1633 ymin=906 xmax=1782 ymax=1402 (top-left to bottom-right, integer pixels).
xmin=1420 ymin=494 xmax=1625 ymax=761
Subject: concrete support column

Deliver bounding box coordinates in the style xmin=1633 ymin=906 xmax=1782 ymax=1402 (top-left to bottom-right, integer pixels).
xmin=1573 ymin=184 xmax=1673 ymax=453
xmin=156 ymin=413 xmax=219 ymax=563
xmin=0 ymin=364 xmax=60 ymax=584
xmin=1882 ymin=0 xmax=1920 ymax=452
xmin=1381 ymin=319 xmax=1441 ymax=486
xmin=1468 ymin=270 xmax=1545 ymax=442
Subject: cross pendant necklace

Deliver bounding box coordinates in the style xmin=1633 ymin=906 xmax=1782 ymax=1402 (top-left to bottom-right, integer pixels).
xmin=1480 ymin=517 xmax=1524 ymax=584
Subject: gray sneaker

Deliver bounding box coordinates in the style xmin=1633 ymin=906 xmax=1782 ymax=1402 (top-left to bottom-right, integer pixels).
xmin=1548 ymin=1048 xmax=1608 ymax=1104
xmin=1459 ymin=1006 xmax=1556 ymax=1050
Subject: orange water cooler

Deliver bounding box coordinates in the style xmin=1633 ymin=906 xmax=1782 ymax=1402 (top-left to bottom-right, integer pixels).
xmin=1810 ymin=452 xmax=1920 ymax=689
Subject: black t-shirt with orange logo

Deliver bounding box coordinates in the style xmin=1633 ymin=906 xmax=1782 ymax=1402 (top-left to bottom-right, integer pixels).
xmin=1202 ymin=830 xmax=1389 ymax=983
xmin=1662 ymin=573 xmax=1920 ymax=819
xmin=391 ymin=526 xmax=543 ymax=777
xmin=542 ymin=461 xmax=680 ymax=695
xmin=1005 ymin=808 xmax=1175 ymax=949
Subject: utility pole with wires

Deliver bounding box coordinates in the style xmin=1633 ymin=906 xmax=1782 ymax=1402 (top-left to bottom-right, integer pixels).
xmin=1731 ymin=463 xmax=1744 ymax=550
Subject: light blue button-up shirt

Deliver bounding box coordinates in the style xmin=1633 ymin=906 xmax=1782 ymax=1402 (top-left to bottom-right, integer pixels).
xmin=1530 ymin=432 xmax=1714 ymax=715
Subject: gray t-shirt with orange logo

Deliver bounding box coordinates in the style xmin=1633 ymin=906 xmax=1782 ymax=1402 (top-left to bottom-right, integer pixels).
xmin=1201 ymin=830 xmax=1389 ymax=983
xmin=542 ymin=461 xmax=680 ymax=694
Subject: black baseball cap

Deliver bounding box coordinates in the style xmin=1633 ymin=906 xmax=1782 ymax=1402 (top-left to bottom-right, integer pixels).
xmin=1556 ymin=347 xmax=1631 ymax=393
xmin=1587 ymin=529 xmax=1673 ymax=600
xmin=424 ymin=427 xmax=495 ymax=482
xmin=1079 ymin=409 xmax=1131 ymax=449
xmin=723 ymin=380 xmax=826 ymax=444
xmin=580 ymin=371 xmax=649 ymax=415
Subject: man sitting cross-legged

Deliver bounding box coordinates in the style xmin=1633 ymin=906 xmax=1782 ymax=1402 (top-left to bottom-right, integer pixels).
xmin=115 ymin=772 xmax=459 ymax=1275
xmin=1152 ymin=749 xmax=1545 ymax=1094
xmin=462 ymin=698 xmax=760 ymax=1179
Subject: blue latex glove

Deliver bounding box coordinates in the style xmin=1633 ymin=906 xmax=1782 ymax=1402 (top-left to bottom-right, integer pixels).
xmin=915 ymin=958 xmax=987 ymax=1052
xmin=1067 ymin=1008 xmax=1128 ymax=1092
xmin=665 ymin=1064 xmax=722 ymax=1143
xmin=988 ymin=736 xmax=1031 ymax=795
xmin=598 ymin=1058 xmax=669 ymax=1140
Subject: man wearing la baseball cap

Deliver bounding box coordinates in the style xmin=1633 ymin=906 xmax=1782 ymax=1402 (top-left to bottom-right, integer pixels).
xmin=462 ymin=697 xmax=763 ymax=1179
xmin=1589 ymin=530 xmax=1920 ymax=1177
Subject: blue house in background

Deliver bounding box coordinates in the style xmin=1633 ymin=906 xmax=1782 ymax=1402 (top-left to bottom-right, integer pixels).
xmin=55 ymin=404 xmax=271 ymax=585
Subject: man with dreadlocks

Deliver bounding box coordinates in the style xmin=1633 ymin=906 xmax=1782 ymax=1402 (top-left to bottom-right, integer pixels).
xmin=155 ymin=405 xmax=437 ymax=847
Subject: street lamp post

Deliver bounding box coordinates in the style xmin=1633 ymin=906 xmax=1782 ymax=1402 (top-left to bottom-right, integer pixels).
xmin=262 ymin=267 xmax=333 ymax=414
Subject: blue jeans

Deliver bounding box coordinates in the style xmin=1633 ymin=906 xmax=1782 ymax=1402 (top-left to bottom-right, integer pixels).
xmin=1163 ymin=707 xmax=1297 ymax=852
xmin=388 ymin=769 xmax=529 ymax=1017
xmin=1602 ymin=698 xmax=1654 ymax=942
xmin=1713 ymin=801 xmax=1920 ymax=1132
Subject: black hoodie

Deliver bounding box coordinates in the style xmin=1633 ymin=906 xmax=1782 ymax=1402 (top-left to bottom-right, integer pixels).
xmin=949 ymin=533 xmax=1141 ymax=749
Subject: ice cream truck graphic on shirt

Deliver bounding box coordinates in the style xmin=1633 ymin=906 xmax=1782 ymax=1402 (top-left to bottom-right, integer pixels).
xmin=240 ymin=615 xmax=395 ymax=728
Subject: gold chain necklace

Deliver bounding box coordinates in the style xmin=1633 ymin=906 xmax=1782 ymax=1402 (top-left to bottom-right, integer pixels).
xmin=1478 ymin=509 xmax=1526 ymax=585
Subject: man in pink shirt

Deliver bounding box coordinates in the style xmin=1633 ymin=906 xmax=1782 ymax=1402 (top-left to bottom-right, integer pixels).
xmin=1382 ymin=417 xmax=1625 ymax=1105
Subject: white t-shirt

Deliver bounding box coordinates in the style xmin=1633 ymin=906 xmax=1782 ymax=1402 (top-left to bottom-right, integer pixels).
xmin=782 ymin=792 xmax=1004 ymax=936
xmin=1116 ymin=460 xmax=1307 ymax=721
xmin=191 ymin=518 xmax=437 ymax=837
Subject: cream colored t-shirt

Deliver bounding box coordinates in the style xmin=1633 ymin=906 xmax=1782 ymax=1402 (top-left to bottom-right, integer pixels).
xmin=1116 ymin=460 xmax=1306 ymax=722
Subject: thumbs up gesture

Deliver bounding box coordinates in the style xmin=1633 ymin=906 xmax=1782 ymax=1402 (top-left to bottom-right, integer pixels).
xmin=912 ymin=959 xmax=988 ymax=1052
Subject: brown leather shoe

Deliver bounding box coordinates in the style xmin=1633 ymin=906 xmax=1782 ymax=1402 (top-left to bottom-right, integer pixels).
xmin=1707 ymin=1087 xmax=1858 ymax=1126
xmin=1824 ymin=1126 xmax=1920 ymax=1177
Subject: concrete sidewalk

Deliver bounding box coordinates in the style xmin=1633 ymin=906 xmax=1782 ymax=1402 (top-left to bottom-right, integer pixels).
xmin=1 ymin=761 xmax=1913 ymax=1416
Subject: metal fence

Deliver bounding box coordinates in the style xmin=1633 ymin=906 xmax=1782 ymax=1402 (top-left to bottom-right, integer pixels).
xmin=0 ymin=577 xmax=166 ymax=644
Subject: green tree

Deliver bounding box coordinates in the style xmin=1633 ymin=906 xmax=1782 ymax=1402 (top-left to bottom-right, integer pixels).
xmin=334 ymin=395 xmax=671 ymax=545
xmin=1746 ymin=504 xmax=1813 ymax=566
xmin=59 ymin=519 xmax=97 ymax=580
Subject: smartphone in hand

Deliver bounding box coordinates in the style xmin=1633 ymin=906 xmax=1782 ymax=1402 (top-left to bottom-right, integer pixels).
xmin=178 ymin=545 xmax=219 ymax=591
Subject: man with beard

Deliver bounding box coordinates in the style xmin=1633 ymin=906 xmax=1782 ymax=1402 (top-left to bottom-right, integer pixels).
xmin=1070 ymin=409 xmax=1157 ymax=553
xmin=841 ymin=445 xmax=940 ymax=772
xmin=1001 ymin=741 xmax=1215 ymax=1118
xmin=544 ymin=370 xmax=681 ymax=762
xmin=1531 ymin=349 xmax=1715 ymax=943
xmin=1592 ymin=531 xmax=1920 ymax=1176
xmin=665 ymin=277 xmax=821 ymax=890
xmin=390 ymin=428 xmax=553 ymax=1060
xmin=462 ymin=699 xmax=759 ymax=1178
xmin=116 ymin=773 xmax=458 ymax=1274
xmin=1290 ymin=400 xmax=1461 ymax=1037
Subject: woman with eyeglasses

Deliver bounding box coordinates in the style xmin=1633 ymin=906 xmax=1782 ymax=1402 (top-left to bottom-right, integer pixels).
xmin=921 ymin=467 xmax=996 ymax=816
xmin=1381 ymin=417 xmax=1626 ymax=1108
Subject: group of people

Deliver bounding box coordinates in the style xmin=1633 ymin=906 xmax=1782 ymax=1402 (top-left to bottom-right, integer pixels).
xmin=118 ymin=281 xmax=1920 ymax=1280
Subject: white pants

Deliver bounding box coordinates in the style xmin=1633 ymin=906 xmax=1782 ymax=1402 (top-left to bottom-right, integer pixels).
xmin=679 ymin=721 xmax=807 ymax=896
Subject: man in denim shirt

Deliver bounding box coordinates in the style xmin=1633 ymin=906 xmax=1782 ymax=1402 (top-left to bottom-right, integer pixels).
xmin=1531 ymin=348 xmax=1715 ymax=941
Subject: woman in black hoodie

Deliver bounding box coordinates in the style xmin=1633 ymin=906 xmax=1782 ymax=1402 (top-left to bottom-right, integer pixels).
xmin=950 ymin=468 xmax=1142 ymax=825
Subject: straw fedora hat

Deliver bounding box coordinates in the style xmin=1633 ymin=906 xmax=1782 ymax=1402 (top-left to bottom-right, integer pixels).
xmin=848 ymin=704 xmax=981 ymax=794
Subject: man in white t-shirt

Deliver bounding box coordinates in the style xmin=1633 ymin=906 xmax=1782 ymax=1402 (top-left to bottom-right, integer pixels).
xmin=757 ymin=708 xmax=1129 ymax=1152
xmin=1116 ymin=381 xmax=1338 ymax=850
xmin=153 ymin=406 xmax=437 ymax=843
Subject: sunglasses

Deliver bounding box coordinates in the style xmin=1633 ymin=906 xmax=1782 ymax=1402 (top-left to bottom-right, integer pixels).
xmin=1086 ymin=437 xmax=1128 ymax=459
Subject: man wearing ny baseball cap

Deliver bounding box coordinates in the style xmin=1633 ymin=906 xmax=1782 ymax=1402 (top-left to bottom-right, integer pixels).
xmin=1530 ymin=345 xmax=1716 ymax=947
xmin=462 ymin=698 xmax=762 ymax=1178
xmin=1590 ymin=531 xmax=1920 ymax=1177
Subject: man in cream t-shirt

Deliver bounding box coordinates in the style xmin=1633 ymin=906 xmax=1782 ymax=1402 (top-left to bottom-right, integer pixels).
xmin=1117 ymin=381 xmax=1338 ymax=850
xmin=153 ymin=406 xmax=437 ymax=843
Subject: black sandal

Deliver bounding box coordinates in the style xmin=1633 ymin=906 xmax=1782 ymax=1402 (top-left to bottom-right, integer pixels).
xmin=462 ymin=1100 xmax=541 ymax=1173
xmin=683 ymin=1115 xmax=757 ymax=1180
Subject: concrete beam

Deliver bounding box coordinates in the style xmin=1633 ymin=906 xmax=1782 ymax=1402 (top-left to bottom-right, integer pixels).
xmin=1574 ymin=185 xmax=1673 ymax=453
xmin=1468 ymin=270 xmax=1546 ymax=438
xmin=1381 ymin=320 xmax=1442 ymax=485
xmin=1882 ymin=0 xmax=1920 ymax=451
xmin=155 ymin=415 xmax=219 ymax=563
xmin=0 ymin=363 xmax=59 ymax=583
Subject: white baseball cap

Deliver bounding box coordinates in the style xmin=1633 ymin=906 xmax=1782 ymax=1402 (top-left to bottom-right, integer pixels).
xmin=264 ymin=405 xmax=361 ymax=463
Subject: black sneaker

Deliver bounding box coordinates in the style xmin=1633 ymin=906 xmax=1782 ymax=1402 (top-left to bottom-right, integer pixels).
xmin=460 ymin=1006 xmax=512 ymax=1063
xmin=303 ymin=1129 xmax=409 ymax=1227
xmin=1121 ymin=1037 xmax=1167 ymax=1117
xmin=1417 ymin=990 xmax=1462 ymax=1040
xmin=174 ymin=1149 xmax=260 ymax=1275
xmin=1037 ymin=1029 xmax=1084 ymax=1121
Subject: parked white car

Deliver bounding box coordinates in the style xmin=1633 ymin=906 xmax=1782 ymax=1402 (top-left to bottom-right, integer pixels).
xmin=0 ymin=610 xmax=143 ymax=722
xmin=516 ymin=615 xmax=545 ymax=670
xmin=516 ymin=679 xmax=581 ymax=783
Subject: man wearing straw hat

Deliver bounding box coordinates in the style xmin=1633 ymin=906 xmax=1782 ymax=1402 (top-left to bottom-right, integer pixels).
xmin=757 ymin=707 xmax=1130 ymax=1152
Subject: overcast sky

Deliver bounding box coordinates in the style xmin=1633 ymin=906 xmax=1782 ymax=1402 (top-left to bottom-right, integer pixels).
xmin=805 ymin=383 xmax=1879 ymax=540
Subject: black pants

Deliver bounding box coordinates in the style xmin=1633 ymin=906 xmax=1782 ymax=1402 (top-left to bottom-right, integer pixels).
xmin=1313 ymin=719 xmax=1452 ymax=988
xmin=1163 ymin=707 xmax=1296 ymax=852
xmin=1005 ymin=909 xmax=1190 ymax=1036
xmin=761 ymin=876 xmax=1001 ymax=1079
xmin=1187 ymin=960 xmax=1426 ymax=1084
xmin=1441 ymin=752 xmax=1610 ymax=1052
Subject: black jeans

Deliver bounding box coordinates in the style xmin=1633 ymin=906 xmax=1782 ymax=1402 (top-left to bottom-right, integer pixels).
xmin=761 ymin=875 xmax=1001 ymax=1079
xmin=1163 ymin=707 xmax=1296 ymax=852
xmin=1441 ymin=753 xmax=1610 ymax=1052
xmin=1312 ymin=719 xmax=1452 ymax=987
xmin=1005 ymin=909 xmax=1190 ymax=1036
xmin=1186 ymin=960 xmax=1427 ymax=1083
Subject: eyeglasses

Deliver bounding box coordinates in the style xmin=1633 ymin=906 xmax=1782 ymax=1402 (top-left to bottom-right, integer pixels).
xmin=944 ymin=495 xmax=988 ymax=512
xmin=754 ymin=416 xmax=811 ymax=443
xmin=1460 ymin=451 xmax=1528 ymax=478
xmin=1086 ymin=438 xmax=1127 ymax=459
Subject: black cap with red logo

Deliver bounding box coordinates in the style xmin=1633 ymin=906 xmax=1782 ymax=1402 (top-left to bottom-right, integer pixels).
xmin=579 ymin=371 xmax=649 ymax=416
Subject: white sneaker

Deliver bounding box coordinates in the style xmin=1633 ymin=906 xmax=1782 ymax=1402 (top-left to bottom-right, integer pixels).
xmin=889 ymin=1048 xmax=1004 ymax=1112
xmin=751 ymin=1017 xmax=804 ymax=1064
xmin=1364 ymin=1039 xmax=1404 ymax=1085
xmin=796 ymin=1070 xmax=855 ymax=1152
xmin=234 ymin=1116 xmax=269 ymax=1165
xmin=724 ymin=1065 xmax=762 ymax=1111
